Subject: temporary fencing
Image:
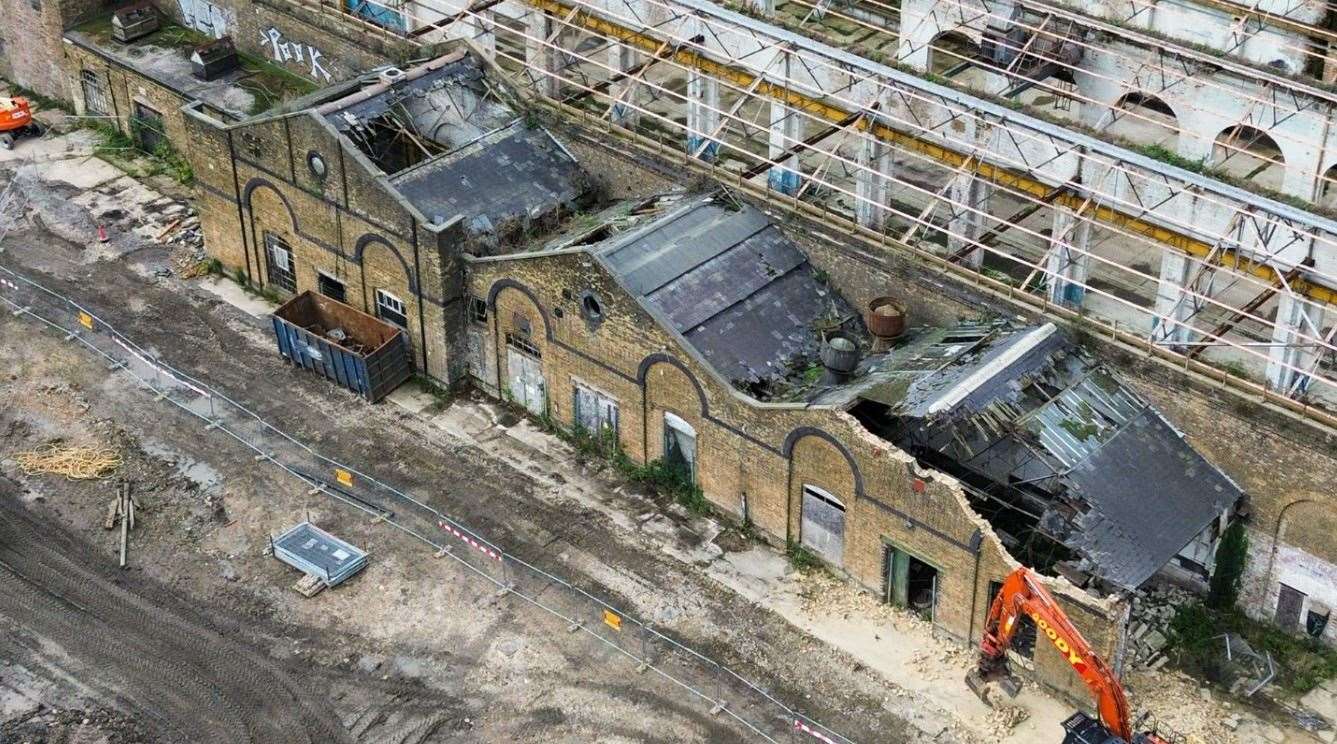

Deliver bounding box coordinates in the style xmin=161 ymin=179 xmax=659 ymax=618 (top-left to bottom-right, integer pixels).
xmin=0 ymin=260 xmax=856 ymax=744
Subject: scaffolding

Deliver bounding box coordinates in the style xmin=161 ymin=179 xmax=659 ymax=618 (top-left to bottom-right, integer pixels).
xmin=282 ymin=0 xmax=1337 ymax=418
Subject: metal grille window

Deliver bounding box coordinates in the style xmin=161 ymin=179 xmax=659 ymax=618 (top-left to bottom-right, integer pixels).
xmin=80 ymin=70 xmax=110 ymax=117
xmin=130 ymin=101 xmax=165 ymax=152
xmin=317 ymin=272 xmax=346 ymax=303
xmin=264 ymin=233 xmax=296 ymax=293
xmin=375 ymin=289 xmax=408 ymax=328
xmin=505 ymin=332 xmax=540 ymax=358
xmin=468 ymin=296 xmax=488 ymax=324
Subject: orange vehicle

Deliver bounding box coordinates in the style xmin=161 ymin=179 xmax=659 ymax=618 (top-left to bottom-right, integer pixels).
xmin=0 ymin=96 xmax=40 ymax=150
xmin=968 ymin=567 xmax=1174 ymax=744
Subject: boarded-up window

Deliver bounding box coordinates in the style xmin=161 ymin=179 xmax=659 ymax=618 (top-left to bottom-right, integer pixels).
xmin=801 ymin=485 xmax=844 ymax=566
xmin=573 ymin=383 xmax=618 ymax=442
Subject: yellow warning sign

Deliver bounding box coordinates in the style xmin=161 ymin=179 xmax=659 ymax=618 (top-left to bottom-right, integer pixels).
xmin=335 ymin=468 xmax=354 ymax=487
xmin=78 ymin=312 xmax=94 ymax=330
xmin=602 ymin=609 xmax=622 ymax=631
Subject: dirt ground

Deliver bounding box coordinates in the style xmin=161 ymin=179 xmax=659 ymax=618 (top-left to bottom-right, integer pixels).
xmin=0 ymin=123 xmax=1329 ymax=744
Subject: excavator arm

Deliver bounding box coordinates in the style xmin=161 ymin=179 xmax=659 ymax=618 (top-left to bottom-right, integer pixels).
xmin=970 ymin=568 xmax=1139 ymax=742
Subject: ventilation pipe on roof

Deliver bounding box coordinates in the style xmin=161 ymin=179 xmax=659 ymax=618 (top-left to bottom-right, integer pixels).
xmin=378 ymin=67 xmax=407 ymax=87
xmin=820 ymin=334 xmax=859 ymax=385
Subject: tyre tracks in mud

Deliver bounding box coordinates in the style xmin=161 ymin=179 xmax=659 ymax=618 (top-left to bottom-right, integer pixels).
xmin=0 ymin=482 xmax=351 ymax=744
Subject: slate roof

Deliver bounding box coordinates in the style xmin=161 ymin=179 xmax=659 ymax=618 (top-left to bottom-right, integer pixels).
xmin=591 ymin=194 xmax=849 ymax=386
xmin=318 ymin=54 xmax=588 ymax=243
xmin=390 ymin=122 xmax=586 ymax=236
xmin=868 ymin=322 xmax=1243 ymax=589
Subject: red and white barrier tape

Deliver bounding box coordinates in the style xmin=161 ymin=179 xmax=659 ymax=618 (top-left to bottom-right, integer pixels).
xmin=794 ymin=720 xmax=838 ymax=744
xmin=438 ymin=520 xmax=502 ymax=561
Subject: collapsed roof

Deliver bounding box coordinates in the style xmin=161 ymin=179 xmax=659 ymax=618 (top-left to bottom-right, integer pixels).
xmin=317 ymin=53 xmax=589 ymax=249
xmin=849 ymin=322 xmax=1243 ymax=591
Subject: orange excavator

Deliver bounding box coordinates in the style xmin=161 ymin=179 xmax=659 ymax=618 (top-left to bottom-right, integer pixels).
xmin=967 ymin=567 xmax=1174 ymax=744
xmin=0 ymin=96 xmax=40 ymax=150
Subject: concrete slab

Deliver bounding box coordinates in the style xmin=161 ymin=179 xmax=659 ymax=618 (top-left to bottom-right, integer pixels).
xmin=197 ymin=277 xmax=277 ymax=319
xmin=0 ymin=130 xmax=98 ymax=166
xmin=429 ymin=404 xmax=495 ymax=439
xmin=30 ymin=154 xmax=121 ymax=190
xmin=386 ymin=380 xmax=438 ymax=415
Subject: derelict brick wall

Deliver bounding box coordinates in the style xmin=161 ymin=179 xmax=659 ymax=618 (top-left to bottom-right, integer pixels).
xmin=63 ymin=44 xmax=196 ymax=150
xmin=149 ymin=0 xmax=420 ymax=85
xmin=465 ymin=249 xmax=1128 ymax=701
xmin=190 ymin=109 xmax=454 ymax=379
xmin=1 ymin=0 xmax=108 ymax=99
xmin=769 ymin=207 xmax=1337 ymax=626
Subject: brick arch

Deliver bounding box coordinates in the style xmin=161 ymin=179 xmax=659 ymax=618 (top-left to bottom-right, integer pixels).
xmin=782 ymin=427 xmax=866 ymax=500
xmin=486 ymin=278 xmax=553 ymax=396
xmin=354 ymin=233 xmax=418 ymax=294
xmin=636 ymin=353 xmax=708 ymax=417
xmin=486 ymin=278 xmax=553 ymax=340
xmin=1260 ymin=498 xmax=1335 ymax=598
xmin=243 ymin=178 xmax=299 ymax=287
xmin=241 ymin=177 xmax=298 ymax=230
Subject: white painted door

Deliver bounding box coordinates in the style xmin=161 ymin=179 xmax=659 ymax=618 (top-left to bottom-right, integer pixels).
xmin=507 ymin=348 xmax=545 ymax=415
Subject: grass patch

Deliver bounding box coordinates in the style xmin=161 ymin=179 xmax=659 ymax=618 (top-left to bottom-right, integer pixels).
xmin=227 ymin=267 xmax=283 ymax=303
xmin=235 ymin=53 xmax=318 ymax=115
xmin=557 ymin=425 xmax=711 ymax=515
xmin=785 ymin=540 xmax=822 ymax=571
xmin=1135 ymin=144 xmax=1210 ymax=175
xmin=1168 ymin=601 xmax=1337 ymax=694
xmin=413 ymin=374 xmax=454 ymax=408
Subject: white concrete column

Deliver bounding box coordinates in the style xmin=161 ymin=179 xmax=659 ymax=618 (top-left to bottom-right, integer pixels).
xmin=1267 ymin=293 xmax=1327 ymax=395
xmin=471 ymin=10 xmax=497 ymax=60
xmin=894 ymin=0 xmax=936 ymax=72
xmin=768 ymin=100 xmax=803 ymax=195
xmin=686 ymin=71 xmax=720 ymax=160
xmin=608 ymin=42 xmax=640 ymax=128
xmin=1282 ymin=162 xmax=1321 ymax=203
xmin=946 ymin=173 xmax=990 ymax=268
xmin=526 ymin=11 xmax=558 ymax=99
xmin=855 ymin=132 xmax=893 ymax=230
xmin=1151 ymin=250 xmax=1196 ymax=349
xmin=1046 ymin=206 xmax=1092 ymax=308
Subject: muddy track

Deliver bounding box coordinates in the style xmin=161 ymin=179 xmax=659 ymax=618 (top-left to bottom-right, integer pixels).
xmin=0 ymin=481 xmax=352 ymax=744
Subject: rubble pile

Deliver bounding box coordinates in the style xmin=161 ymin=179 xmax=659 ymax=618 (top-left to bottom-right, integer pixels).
xmin=1127 ymin=584 xmax=1193 ymax=669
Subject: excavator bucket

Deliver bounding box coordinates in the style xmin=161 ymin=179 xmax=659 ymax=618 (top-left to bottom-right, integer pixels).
xmin=964 ymin=668 xmax=992 ymax=703
xmin=965 ymin=666 xmax=1023 ymax=706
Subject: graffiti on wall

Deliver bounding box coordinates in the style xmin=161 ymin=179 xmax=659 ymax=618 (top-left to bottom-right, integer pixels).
xmin=260 ymin=27 xmax=334 ymax=83
xmin=177 ymin=0 xmax=235 ymax=38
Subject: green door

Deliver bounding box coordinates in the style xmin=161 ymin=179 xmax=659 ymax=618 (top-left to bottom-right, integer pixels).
xmin=885 ymin=547 xmax=910 ymax=608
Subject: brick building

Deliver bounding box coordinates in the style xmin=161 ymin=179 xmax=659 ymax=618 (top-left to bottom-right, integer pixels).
xmin=4 ymin=0 xmax=1333 ymax=700
xmin=183 ymin=49 xmax=589 ymax=379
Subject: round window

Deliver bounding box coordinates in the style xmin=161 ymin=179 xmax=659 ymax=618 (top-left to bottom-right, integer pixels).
xmin=582 ymin=294 xmax=603 ymax=319
xmin=307 ymin=151 xmax=327 ymax=181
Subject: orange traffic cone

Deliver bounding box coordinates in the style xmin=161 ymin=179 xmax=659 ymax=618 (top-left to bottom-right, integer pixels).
xmin=97 ymin=224 xmax=108 ymax=243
